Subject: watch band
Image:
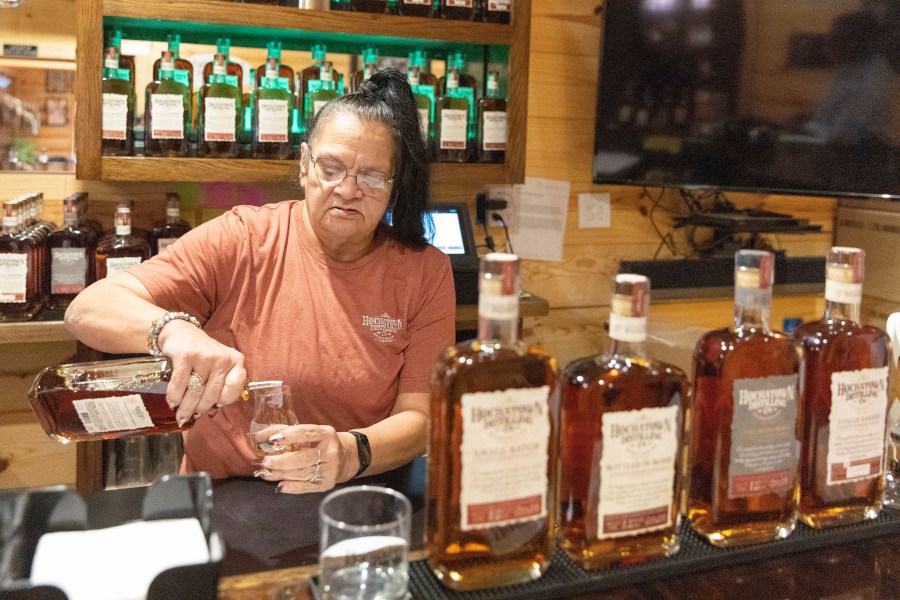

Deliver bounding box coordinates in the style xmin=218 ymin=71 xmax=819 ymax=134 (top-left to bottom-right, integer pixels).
xmin=348 ymin=430 xmax=372 ymax=479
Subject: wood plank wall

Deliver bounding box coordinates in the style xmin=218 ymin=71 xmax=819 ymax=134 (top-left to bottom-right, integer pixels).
xmin=517 ymin=0 xmax=834 ymax=367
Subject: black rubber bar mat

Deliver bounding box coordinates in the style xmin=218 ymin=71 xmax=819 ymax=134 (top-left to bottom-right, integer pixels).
xmin=407 ymin=507 xmax=900 ymax=600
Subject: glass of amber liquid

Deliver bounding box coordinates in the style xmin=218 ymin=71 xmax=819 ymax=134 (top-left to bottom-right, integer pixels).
xmin=247 ymin=381 xmax=300 ymax=457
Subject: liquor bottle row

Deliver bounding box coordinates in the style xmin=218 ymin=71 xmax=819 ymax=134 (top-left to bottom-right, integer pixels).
xmin=328 ymin=0 xmax=511 ymax=22
xmin=27 ymin=246 xmax=894 ymax=591
xmin=102 ymin=34 xmax=507 ymax=163
xmin=0 ymin=193 xmax=191 ymax=322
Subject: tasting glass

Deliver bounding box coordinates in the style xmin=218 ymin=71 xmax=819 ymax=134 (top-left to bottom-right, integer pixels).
xmin=318 ymin=486 xmax=412 ymax=600
xmin=246 ymin=381 xmax=301 ymax=457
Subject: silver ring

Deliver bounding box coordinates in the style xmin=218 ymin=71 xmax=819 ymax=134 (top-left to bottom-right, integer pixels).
xmin=306 ymin=461 xmax=322 ymax=484
xmin=314 ymin=447 xmax=321 ymax=466
xmin=187 ymin=372 xmax=205 ymax=390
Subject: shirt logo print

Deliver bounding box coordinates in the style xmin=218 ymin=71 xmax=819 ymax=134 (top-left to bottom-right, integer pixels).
xmin=362 ymin=313 xmax=404 ymax=343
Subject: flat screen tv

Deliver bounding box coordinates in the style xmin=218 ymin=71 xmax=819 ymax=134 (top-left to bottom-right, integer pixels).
xmin=593 ymin=0 xmax=900 ymax=198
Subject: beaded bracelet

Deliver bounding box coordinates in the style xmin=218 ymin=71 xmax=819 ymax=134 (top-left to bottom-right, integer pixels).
xmin=148 ymin=311 xmax=201 ymax=356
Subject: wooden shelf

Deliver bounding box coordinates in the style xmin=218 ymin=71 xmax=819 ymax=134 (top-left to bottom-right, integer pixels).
xmin=103 ymin=0 xmax=512 ymax=47
xmin=0 ymin=321 xmax=73 ymax=345
xmin=101 ymin=156 xmax=506 ymax=182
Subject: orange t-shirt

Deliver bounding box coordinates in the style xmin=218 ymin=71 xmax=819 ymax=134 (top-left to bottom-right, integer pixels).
xmin=129 ymin=201 xmax=456 ymax=478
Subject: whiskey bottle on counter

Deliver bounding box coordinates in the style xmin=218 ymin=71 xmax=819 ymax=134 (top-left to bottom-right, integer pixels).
xmin=198 ymin=54 xmax=242 ymax=158
xmin=254 ymin=41 xmax=295 ymax=98
xmin=398 ymin=0 xmax=435 ymax=17
xmin=94 ymin=204 xmax=150 ymax=280
xmin=440 ymin=0 xmax=475 ymax=20
xmin=145 ymin=51 xmax=190 ymax=158
xmin=297 ymin=44 xmax=341 ymax=116
xmin=428 ymin=253 xmax=558 ymax=590
xmin=793 ymin=247 xmax=890 ymax=527
xmin=304 ymin=61 xmax=340 ymax=128
xmin=253 ymin=57 xmax=293 ymax=159
xmin=434 ymin=69 xmax=471 ymax=162
xmin=101 ymin=46 xmax=135 ymax=157
xmin=150 ymin=193 xmax=191 ymax=256
xmin=0 ymin=200 xmax=39 ymax=321
xmin=559 ymin=274 xmax=687 ymax=569
xmin=48 ymin=195 xmax=96 ymax=310
xmin=482 ymin=0 xmax=511 ymax=23
xmin=152 ymin=33 xmax=194 ymax=100
xmin=687 ymin=250 xmax=802 ymax=547
xmin=476 ymin=71 xmax=507 ymax=163
xmin=202 ymin=38 xmax=243 ymax=93
xmin=350 ymin=46 xmax=379 ymax=93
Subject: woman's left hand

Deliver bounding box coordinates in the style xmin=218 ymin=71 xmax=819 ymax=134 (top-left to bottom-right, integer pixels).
xmin=252 ymin=425 xmax=354 ymax=494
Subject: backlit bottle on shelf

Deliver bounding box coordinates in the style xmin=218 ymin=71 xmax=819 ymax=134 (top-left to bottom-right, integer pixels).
xmin=408 ymin=50 xmax=438 ymax=88
xmin=559 ymin=274 xmax=687 ymax=569
xmin=145 ymin=51 xmax=190 ymax=158
xmin=253 ymin=57 xmax=293 ymax=159
xmin=398 ymin=0 xmax=435 ymax=17
xmin=202 ymin=38 xmax=244 ymax=93
xmin=94 ymin=204 xmax=150 ymax=281
xmin=687 ymin=250 xmax=802 ymax=547
xmin=793 ymin=247 xmax=890 ymax=528
xmin=408 ymin=66 xmax=432 ymax=143
xmin=151 ymin=33 xmax=194 ymax=100
xmin=255 ymin=41 xmax=295 ymax=98
xmin=440 ymin=0 xmax=474 ymax=20
xmin=428 ymin=253 xmax=558 ymax=590
xmin=476 ymin=70 xmax=506 ymax=163
xmin=104 ymin=29 xmax=135 ymax=83
xmin=438 ymin=50 xmax=477 ymax=96
xmin=48 ymin=194 xmax=96 ymax=311
xmin=150 ymin=193 xmax=192 ymax=256
xmin=304 ymin=61 xmax=340 ymax=128
xmin=482 ymin=0 xmax=510 ymax=24
xmin=0 ymin=200 xmax=40 ymax=322
xmin=297 ymin=44 xmax=341 ymax=115
xmin=350 ymin=46 xmax=379 ymax=93
xmin=199 ymin=53 xmax=242 ymax=158
xmin=435 ymin=68 xmax=471 ymax=162
xmin=101 ymin=46 xmax=135 ymax=157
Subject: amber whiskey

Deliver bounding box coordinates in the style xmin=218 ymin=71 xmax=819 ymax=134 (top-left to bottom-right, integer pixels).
xmin=398 ymin=0 xmax=435 ymax=17
xmin=253 ymin=58 xmax=293 ymax=159
xmin=297 ymin=44 xmax=341 ymax=115
xmin=202 ymin=38 xmax=244 ymax=95
xmin=437 ymin=51 xmax=477 ymax=96
xmin=408 ymin=50 xmax=438 ymax=89
xmin=687 ymin=250 xmax=802 ymax=547
xmin=101 ymin=46 xmax=135 ymax=157
xmin=0 ymin=201 xmax=39 ymax=321
xmin=794 ymin=247 xmax=890 ymax=528
xmin=477 ymin=71 xmax=507 ymax=163
xmin=560 ymin=274 xmax=687 ymax=569
xmin=199 ymin=54 xmax=242 ymax=158
xmin=435 ymin=69 xmax=471 ymax=162
xmin=48 ymin=195 xmax=96 ymax=310
xmin=105 ymin=29 xmax=135 ymax=84
xmin=254 ymin=41 xmax=295 ymax=98
xmin=145 ymin=51 xmax=189 ymax=158
xmin=151 ymin=33 xmax=194 ymax=100
xmin=428 ymin=253 xmax=558 ymax=591
xmin=94 ymin=205 xmax=150 ymax=280
xmin=150 ymin=193 xmax=191 ymax=256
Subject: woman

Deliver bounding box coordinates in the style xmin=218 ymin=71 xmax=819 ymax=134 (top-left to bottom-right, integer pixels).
xmin=65 ymin=69 xmax=456 ymax=494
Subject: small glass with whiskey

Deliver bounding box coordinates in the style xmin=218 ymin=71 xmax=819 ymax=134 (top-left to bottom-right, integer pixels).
xmin=246 ymin=381 xmax=301 ymax=457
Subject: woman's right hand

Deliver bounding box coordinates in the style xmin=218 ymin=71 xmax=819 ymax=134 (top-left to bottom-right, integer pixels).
xmin=157 ymin=319 xmax=247 ymax=425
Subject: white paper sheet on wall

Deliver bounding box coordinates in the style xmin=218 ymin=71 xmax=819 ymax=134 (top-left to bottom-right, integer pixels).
xmin=513 ymin=177 xmax=569 ymax=262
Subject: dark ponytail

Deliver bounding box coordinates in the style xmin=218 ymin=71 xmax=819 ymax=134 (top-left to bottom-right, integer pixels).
xmin=306 ymin=68 xmax=431 ymax=250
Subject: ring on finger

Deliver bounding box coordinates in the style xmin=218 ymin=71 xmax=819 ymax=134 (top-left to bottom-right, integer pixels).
xmin=305 ymin=461 xmax=322 ymax=484
xmin=187 ymin=372 xmax=205 ymax=390
xmin=314 ymin=447 xmax=322 ymax=466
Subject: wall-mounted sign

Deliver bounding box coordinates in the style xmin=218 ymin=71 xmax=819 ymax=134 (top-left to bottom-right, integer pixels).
xmin=3 ymin=44 xmax=38 ymax=58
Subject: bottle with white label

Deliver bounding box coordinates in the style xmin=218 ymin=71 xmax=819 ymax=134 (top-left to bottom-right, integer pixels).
xmin=48 ymin=194 xmax=96 ymax=311
xmin=434 ymin=69 xmax=471 ymax=162
xmin=428 ymin=253 xmax=558 ymax=590
xmin=150 ymin=193 xmax=191 ymax=256
xmin=94 ymin=204 xmax=150 ymax=281
xmin=793 ymin=247 xmax=891 ymax=528
xmin=477 ymin=71 xmax=507 ymax=163
xmin=199 ymin=53 xmax=242 ymax=158
xmin=559 ymin=274 xmax=687 ymax=569
xmin=253 ymin=57 xmax=293 ymax=159
xmin=0 ymin=200 xmax=40 ymax=321
xmin=687 ymin=250 xmax=802 ymax=547
xmin=482 ymin=0 xmax=511 ymax=24
xmin=101 ymin=45 xmax=135 ymax=157
xmin=145 ymin=50 xmax=189 ymax=157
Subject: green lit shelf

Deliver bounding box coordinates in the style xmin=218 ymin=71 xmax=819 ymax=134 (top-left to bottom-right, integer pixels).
xmin=100 ymin=157 xmax=506 ymax=182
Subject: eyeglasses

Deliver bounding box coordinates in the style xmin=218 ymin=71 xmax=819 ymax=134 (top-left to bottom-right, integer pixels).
xmin=309 ymin=154 xmax=394 ymax=193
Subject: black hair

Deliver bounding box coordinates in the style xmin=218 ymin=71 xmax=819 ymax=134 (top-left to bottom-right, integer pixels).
xmin=305 ymin=68 xmax=431 ymax=251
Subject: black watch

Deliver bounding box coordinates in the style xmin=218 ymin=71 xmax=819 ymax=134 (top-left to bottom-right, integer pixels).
xmin=348 ymin=431 xmax=371 ymax=479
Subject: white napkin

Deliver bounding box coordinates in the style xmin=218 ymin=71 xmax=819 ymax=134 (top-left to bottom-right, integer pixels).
xmin=30 ymin=518 xmax=210 ymax=600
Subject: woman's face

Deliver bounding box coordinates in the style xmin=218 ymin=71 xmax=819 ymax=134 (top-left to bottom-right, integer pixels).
xmin=299 ymin=113 xmax=396 ymax=254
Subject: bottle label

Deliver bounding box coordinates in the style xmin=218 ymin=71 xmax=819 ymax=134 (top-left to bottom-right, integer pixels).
xmin=172 ymin=69 xmax=190 ymax=88
xmin=418 ymin=108 xmax=430 ymax=138
xmin=608 ymin=314 xmax=648 ymax=343
xmin=73 ymin=394 xmax=154 ymax=434
xmin=106 ymin=256 xmax=142 ymax=277
xmin=0 ymin=253 xmax=27 ymax=303
xmin=204 ymin=97 xmax=237 ymax=142
xmin=307 ymin=79 xmax=335 ymax=94
xmin=488 ymin=0 xmax=511 ymax=11
xmin=459 ymin=385 xmax=551 ymax=531
xmin=150 ymin=94 xmax=185 ymax=139
xmin=257 ymin=99 xmax=290 ymax=142
xmin=209 ymin=74 xmax=240 ymax=88
xmin=734 ymin=269 xmax=770 ymax=308
xmin=262 ymin=77 xmax=291 ymax=91
xmin=50 ymin=248 xmax=87 ymax=294
xmin=105 ymin=67 xmax=131 ymax=81
xmin=478 ymin=294 xmax=518 ymax=320
xmin=403 ymin=0 xmax=430 ymax=4
xmin=729 ymin=374 xmax=799 ymax=499
xmin=447 ymin=0 xmax=474 ymax=6
xmin=825 ymin=280 xmax=863 ymax=304
xmin=827 ymin=367 xmax=889 ymax=485
xmin=482 ymin=110 xmax=507 ymax=151
xmin=412 ymin=84 xmax=435 ymax=122
xmin=314 ymin=99 xmax=330 ymax=116
xmin=439 ymin=109 xmax=467 ymax=149
xmin=156 ymin=238 xmax=179 ymax=255
xmin=597 ymin=405 xmax=679 ymax=539
xmin=166 ymin=207 xmax=180 ymax=219
xmin=102 ymin=93 xmax=128 ymax=140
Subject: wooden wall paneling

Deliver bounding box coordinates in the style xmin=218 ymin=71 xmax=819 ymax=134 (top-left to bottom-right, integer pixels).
xmin=0 ymin=341 xmax=77 ymax=414
xmin=75 ymin=0 xmax=103 ymax=179
xmin=506 ymin=0 xmax=531 ymax=184
xmin=0 ymin=412 xmax=76 ymax=490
